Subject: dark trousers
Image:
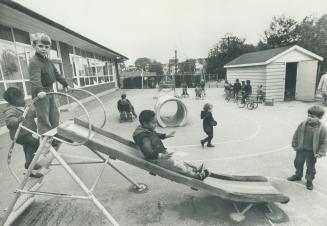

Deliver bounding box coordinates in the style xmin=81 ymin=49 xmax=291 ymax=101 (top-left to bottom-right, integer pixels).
xmin=294 ymin=151 xmax=317 ymax=182
xmin=202 ymin=128 xmax=213 ymax=145
xmin=242 ymin=93 xmax=250 ymax=104
xmin=16 ymin=135 xmax=40 ymax=169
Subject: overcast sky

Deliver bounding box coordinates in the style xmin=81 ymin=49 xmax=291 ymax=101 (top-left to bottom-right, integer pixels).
xmin=16 ymin=0 xmax=327 ymax=65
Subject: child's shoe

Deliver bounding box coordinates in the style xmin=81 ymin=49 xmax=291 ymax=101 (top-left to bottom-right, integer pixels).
xmin=196 ymin=163 xmax=204 ymax=173
xmin=199 ymin=169 xmax=210 ymax=180
xmin=33 ymin=164 xmax=42 ymax=170
xmin=207 ymin=144 xmax=215 ymax=148
xmin=287 ymin=175 xmax=302 ymax=181
xmin=200 ymin=140 xmax=205 ymax=148
xmin=29 ymin=172 xmax=44 ymax=178
xmin=306 ymin=181 xmax=314 ymax=190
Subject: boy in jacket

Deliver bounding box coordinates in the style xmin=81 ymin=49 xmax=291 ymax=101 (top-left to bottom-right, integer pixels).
xmin=3 ymin=87 xmax=42 ymax=178
xmin=287 ymin=105 xmax=327 ymax=190
xmin=133 ymin=110 xmax=210 ymax=180
xmin=29 ymin=33 xmax=68 ymax=135
xmin=200 ymin=103 xmax=217 ymax=148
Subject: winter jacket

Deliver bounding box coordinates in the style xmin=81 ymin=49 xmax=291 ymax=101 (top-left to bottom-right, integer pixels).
xmin=243 ymin=84 xmax=252 ymax=95
xmin=3 ymin=104 xmax=37 ymax=140
xmin=292 ymin=120 xmax=327 ymax=156
xmin=233 ymin=82 xmax=242 ymax=92
xmin=117 ymin=99 xmax=132 ymax=113
xmin=201 ymin=111 xmax=217 ymax=133
xmin=28 ymin=52 xmax=68 ymax=98
xmin=133 ymin=126 xmax=167 ymax=160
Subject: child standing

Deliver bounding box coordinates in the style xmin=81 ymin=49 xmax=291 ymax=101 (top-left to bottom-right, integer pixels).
xmin=287 ymin=106 xmax=327 ymax=190
xmin=200 ymin=103 xmax=217 ymax=148
xmin=195 ymin=84 xmax=202 ymax=99
xmin=29 ymin=33 xmax=68 ymax=135
xmin=133 ymin=110 xmax=210 ymax=180
xmin=3 ymin=87 xmax=42 ymax=177
xmin=181 ymin=81 xmax=188 ymax=97
xmin=233 ymin=79 xmax=242 ymax=99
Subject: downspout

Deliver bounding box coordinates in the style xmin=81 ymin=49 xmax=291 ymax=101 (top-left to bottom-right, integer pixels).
xmin=114 ymin=58 xmax=121 ymax=88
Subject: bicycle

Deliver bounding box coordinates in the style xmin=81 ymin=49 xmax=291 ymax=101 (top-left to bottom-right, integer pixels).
xmin=237 ymin=95 xmax=258 ymax=110
xmin=225 ymin=89 xmax=234 ymax=102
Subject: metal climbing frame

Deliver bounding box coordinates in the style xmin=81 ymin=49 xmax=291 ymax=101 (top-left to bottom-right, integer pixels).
xmin=1 ymin=89 xmax=146 ymax=226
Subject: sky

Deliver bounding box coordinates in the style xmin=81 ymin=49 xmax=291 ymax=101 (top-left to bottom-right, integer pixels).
xmin=15 ymin=0 xmax=327 ymax=65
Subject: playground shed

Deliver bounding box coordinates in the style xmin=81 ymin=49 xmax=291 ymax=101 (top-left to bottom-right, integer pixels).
xmin=224 ymin=45 xmax=323 ymax=101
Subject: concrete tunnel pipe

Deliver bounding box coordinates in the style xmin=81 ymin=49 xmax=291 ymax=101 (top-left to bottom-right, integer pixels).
xmin=154 ymin=95 xmax=188 ymax=128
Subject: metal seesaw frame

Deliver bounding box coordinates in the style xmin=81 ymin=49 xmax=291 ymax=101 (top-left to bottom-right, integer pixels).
xmin=1 ymin=90 xmax=145 ymax=226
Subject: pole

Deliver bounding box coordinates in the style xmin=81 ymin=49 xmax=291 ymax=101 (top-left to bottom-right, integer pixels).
xmin=173 ymin=50 xmax=177 ymax=95
xmin=141 ymin=69 xmax=144 ymax=89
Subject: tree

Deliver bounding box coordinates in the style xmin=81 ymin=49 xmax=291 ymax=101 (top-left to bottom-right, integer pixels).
xmin=179 ymin=59 xmax=196 ymax=74
xmin=134 ymin=57 xmax=151 ymax=71
xmin=313 ymin=14 xmax=327 ymax=72
xmin=258 ymin=15 xmax=300 ymax=49
xmin=297 ymin=14 xmax=327 ymax=73
xmin=148 ymin=60 xmax=163 ymax=75
xmin=206 ymin=33 xmax=256 ymax=78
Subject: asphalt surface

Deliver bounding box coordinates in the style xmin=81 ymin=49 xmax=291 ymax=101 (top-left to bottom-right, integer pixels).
xmin=1 ymin=88 xmax=327 ymax=226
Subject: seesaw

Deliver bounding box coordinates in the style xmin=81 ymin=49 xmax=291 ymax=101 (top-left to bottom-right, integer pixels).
xmin=1 ymin=90 xmax=289 ymax=226
xmin=58 ymin=118 xmax=289 ymax=222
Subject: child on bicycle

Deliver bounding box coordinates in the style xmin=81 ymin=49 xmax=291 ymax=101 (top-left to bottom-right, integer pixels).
xmin=256 ymin=85 xmax=265 ymax=102
xmin=233 ymin=79 xmax=242 ymax=99
xmin=242 ymin=80 xmax=252 ymax=104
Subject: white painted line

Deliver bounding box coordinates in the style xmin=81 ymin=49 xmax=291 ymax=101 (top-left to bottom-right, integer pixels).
xmin=187 ymin=145 xmax=291 ymax=162
xmin=167 ymin=108 xmax=262 ymax=149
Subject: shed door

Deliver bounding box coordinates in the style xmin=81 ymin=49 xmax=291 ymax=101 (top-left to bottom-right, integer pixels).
xmin=295 ymin=61 xmax=317 ymax=101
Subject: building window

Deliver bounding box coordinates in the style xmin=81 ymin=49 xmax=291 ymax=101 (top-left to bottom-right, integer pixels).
xmin=0 ymin=41 xmax=22 ymax=80
xmin=16 ymin=44 xmax=33 ymax=79
xmin=0 ymin=25 xmax=14 ymax=42
xmin=13 ymin=28 xmax=31 ymax=45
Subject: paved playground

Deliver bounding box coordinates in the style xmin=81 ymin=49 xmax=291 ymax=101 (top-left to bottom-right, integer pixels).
xmin=1 ymin=87 xmax=327 ymax=226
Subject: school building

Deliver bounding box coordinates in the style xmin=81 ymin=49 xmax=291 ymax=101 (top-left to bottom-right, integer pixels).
xmin=0 ymin=0 xmax=128 ymax=125
xmin=225 ymin=45 xmax=323 ymax=101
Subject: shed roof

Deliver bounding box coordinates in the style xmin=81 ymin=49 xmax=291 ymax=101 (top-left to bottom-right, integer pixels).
xmin=224 ymin=45 xmax=323 ymax=68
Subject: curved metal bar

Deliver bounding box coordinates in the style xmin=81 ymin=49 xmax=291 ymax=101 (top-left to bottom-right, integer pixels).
xmin=67 ymin=87 xmax=107 ymax=128
xmin=7 ymin=91 xmax=92 ymax=183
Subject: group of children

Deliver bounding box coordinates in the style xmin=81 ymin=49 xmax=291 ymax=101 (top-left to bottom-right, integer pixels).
xmin=3 ymin=32 xmax=68 ymax=177
xmin=2 ymin=32 xmax=327 ymax=190
xmin=225 ymin=79 xmax=259 ymax=103
xmin=180 ymin=80 xmax=206 ymax=99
